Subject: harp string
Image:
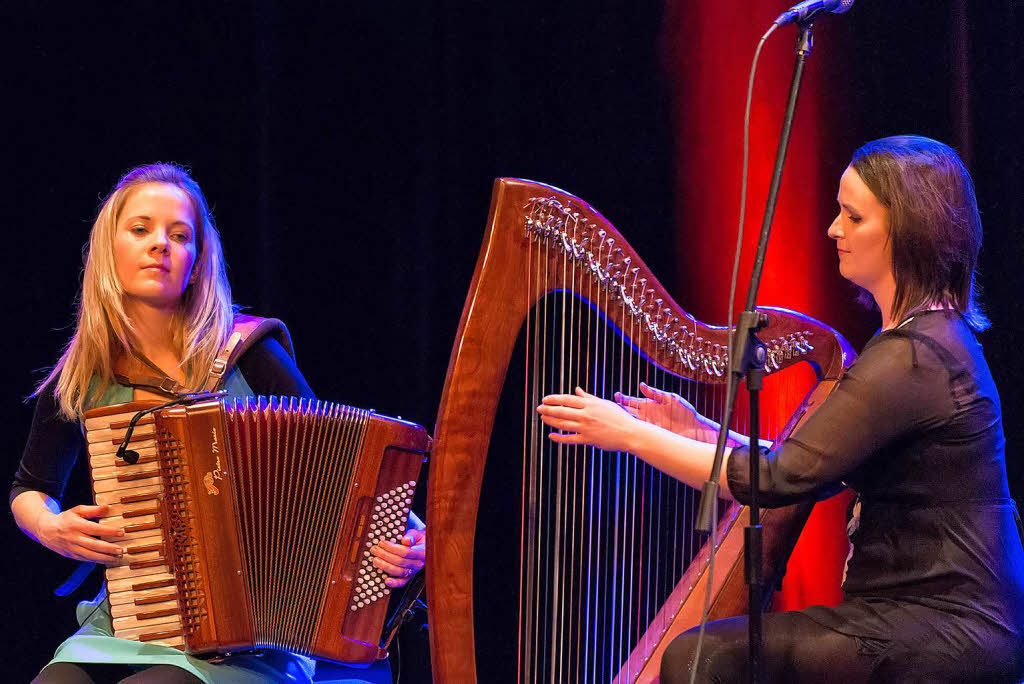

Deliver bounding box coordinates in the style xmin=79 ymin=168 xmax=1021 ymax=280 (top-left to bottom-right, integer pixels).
xmin=517 ymin=217 xmax=772 ymax=682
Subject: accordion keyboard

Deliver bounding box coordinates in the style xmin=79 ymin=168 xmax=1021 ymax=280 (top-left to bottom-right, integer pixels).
xmin=85 ymin=405 xmax=185 ymax=649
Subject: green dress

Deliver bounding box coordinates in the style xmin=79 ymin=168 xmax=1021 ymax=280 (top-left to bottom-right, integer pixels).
xmin=46 ymin=371 xmax=392 ymax=684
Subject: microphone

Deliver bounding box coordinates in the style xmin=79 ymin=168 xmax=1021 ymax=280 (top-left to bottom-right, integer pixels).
xmin=774 ymin=0 xmax=854 ymax=26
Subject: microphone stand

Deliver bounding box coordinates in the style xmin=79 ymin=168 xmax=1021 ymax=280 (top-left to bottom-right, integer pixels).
xmin=694 ymin=21 xmax=815 ymax=684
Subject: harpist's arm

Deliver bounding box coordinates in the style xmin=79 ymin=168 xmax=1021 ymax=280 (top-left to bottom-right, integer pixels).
xmin=537 ymin=388 xmax=736 ymax=500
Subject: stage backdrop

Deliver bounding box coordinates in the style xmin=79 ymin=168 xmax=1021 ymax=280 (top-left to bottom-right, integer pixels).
xmin=2 ymin=1 xmax=1021 ymax=681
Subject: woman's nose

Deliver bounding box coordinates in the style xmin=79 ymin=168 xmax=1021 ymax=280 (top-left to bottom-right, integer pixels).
xmin=149 ymin=229 xmax=170 ymax=253
xmin=827 ymin=215 xmax=842 ymax=240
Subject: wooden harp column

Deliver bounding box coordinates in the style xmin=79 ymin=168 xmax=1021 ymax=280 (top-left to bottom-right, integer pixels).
xmin=426 ymin=178 xmax=855 ymax=682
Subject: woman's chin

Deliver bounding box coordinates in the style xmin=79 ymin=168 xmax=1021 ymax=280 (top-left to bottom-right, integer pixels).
xmin=123 ymin=290 xmax=184 ymax=310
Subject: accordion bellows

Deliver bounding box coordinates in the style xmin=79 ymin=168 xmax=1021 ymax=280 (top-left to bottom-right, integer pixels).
xmin=85 ymin=396 xmax=429 ymax=665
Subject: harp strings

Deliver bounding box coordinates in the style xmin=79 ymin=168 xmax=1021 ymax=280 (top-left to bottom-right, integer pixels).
xmin=518 ymin=218 xmax=741 ymax=683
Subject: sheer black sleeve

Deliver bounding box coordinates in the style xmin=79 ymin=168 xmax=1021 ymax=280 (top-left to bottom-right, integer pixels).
xmin=10 ymin=386 xmax=85 ymax=506
xmin=726 ymin=331 xmax=954 ymax=507
xmin=235 ymin=336 xmax=316 ymax=399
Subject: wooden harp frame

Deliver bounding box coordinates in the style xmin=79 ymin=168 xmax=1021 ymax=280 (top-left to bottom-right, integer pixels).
xmin=426 ymin=178 xmax=855 ymax=682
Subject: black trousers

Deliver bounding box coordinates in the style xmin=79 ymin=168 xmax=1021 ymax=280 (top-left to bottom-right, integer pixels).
xmin=659 ymin=612 xmax=879 ymax=684
xmin=659 ymin=610 xmax=1024 ymax=684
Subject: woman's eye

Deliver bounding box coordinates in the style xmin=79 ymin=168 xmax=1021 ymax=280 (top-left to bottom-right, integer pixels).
xmin=847 ymin=214 xmax=862 ymax=224
xmin=131 ymin=225 xmax=147 ymax=234
xmin=172 ymin=233 xmax=190 ymax=242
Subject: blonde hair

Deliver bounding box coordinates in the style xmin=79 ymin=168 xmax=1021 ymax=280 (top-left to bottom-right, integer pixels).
xmin=38 ymin=163 xmax=235 ymax=419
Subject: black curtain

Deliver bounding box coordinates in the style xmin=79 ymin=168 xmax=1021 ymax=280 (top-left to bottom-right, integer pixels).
xmin=2 ymin=2 xmax=673 ymax=680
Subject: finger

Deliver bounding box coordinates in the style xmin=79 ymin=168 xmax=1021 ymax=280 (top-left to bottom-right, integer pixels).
xmin=614 ymin=392 xmax=641 ymax=407
xmin=372 ymin=554 xmax=412 ymax=577
xmin=70 ymin=504 xmax=110 ymax=519
xmin=378 ymin=540 xmax=425 ymax=562
xmin=69 ymin=541 xmax=122 ymax=565
xmin=574 ymin=386 xmax=595 ymax=398
xmin=401 ymin=531 xmax=424 ymax=546
xmin=371 ymin=543 xmax=419 ymax=566
xmin=74 ymin=534 xmax=125 ymax=558
xmin=537 ymin=405 xmax=583 ymax=420
xmin=639 ymin=383 xmax=668 ymax=399
xmin=372 ymin=548 xmax=416 ymax=568
xmin=548 ymin=432 xmax=584 ymax=445
xmin=622 ymin=405 xmax=639 ymax=417
xmin=77 ymin=518 xmax=125 ymax=538
xmin=539 ymin=416 xmax=580 ymax=432
xmin=541 ymin=394 xmax=586 ymax=408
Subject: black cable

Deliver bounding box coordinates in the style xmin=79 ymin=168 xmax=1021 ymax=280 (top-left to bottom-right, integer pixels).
xmin=687 ymin=22 xmax=778 ymax=684
xmin=115 ymin=390 xmax=227 ymax=464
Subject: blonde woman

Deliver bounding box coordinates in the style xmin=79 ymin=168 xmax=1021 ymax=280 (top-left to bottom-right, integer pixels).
xmin=11 ymin=164 xmax=424 ymax=684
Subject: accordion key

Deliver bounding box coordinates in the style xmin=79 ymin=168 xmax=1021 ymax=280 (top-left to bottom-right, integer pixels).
xmin=84 ymin=396 xmax=429 ymax=664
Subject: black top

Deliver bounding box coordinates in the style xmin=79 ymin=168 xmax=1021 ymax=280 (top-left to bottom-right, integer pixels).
xmin=728 ymin=310 xmax=1024 ymax=673
xmin=10 ymin=336 xmax=314 ymax=506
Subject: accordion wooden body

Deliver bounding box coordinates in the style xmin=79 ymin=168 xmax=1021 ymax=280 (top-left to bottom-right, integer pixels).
xmin=84 ymin=396 xmax=429 ymax=664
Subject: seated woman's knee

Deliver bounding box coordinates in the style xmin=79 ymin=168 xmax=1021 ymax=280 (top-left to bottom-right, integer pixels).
xmin=660 ymin=625 xmax=748 ymax=684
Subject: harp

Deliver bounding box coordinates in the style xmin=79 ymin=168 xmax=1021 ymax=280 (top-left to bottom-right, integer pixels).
xmin=426 ymin=179 xmax=854 ymax=682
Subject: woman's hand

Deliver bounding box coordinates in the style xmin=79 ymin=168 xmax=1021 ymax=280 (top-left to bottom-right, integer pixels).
xmin=537 ymin=387 xmax=641 ymax=452
xmin=614 ymin=382 xmax=719 ymax=442
xmin=35 ymin=503 xmax=126 ymax=565
xmin=370 ymin=524 xmax=426 ymax=589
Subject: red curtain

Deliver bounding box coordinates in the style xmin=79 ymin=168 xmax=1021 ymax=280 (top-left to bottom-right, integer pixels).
xmin=664 ymin=0 xmax=855 ymax=609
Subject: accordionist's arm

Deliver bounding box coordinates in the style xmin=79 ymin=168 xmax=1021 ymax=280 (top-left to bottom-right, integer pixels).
xmin=11 ymin=386 xmax=124 ymax=563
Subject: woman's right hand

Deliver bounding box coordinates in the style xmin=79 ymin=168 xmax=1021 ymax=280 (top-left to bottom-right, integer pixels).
xmin=615 ymin=382 xmax=719 ymax=443
xmin=35 ymin=504 xmax=125 ymax=565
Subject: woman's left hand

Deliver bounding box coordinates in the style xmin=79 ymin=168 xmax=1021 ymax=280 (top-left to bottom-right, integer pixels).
xmin=537 ymin=387 xmax=640 ymax=453
xmin=370 ymin=524 xmax=426 ymax=588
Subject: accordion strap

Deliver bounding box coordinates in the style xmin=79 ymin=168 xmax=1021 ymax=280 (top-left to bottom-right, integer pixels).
xmin=201 ymin=314 xmax=294 ymax=391
xmin=111 ymin=314 xmax=295 ymax=395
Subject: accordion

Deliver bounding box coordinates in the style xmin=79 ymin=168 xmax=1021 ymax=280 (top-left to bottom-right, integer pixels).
xmin=83 ymin=396 xmax=429 ymax=664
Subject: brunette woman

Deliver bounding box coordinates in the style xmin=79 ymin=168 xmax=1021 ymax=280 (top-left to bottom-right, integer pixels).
xmin=538 ymin=136 xmax=1024 ymax=682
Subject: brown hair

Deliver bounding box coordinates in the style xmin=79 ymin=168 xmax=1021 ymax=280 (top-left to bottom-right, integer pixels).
xmin=851 ymin=135 xmax=989 ymax=331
